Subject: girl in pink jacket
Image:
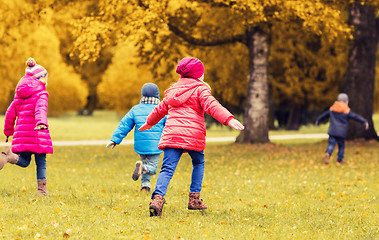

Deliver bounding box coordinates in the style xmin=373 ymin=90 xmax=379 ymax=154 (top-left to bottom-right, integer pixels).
xmin=139 ymin=57 xmax=244 ymax=216
xmin=1 ymin=58 xmax=53 ymax=196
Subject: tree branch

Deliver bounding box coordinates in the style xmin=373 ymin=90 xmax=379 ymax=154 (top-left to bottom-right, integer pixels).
xmin=168 ymin=22 xmax=247 ymax=46
xmin=194 ymin=0 xmax=237 ymax=8
xmin=138 ymin=0 xmax=149 ymax=9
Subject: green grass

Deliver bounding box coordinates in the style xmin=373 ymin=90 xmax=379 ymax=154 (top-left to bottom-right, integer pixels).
xmin=0 ymin=142 xmax=378 ymax=239
xmin=0 ymin=111 xmax=378 ymax=141
xmin=0 ymin=111 xmax=378 ymax=239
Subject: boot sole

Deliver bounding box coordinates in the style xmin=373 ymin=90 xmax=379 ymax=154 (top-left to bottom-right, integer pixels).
xmin=149 ymin=206 xmax=161 ymax=217
xmin=132 ymin=162 xmax=142 ymax=181
xmin=188 ymin=207 xmax=207 ymax=210
xmin=323 ymin=154 xmax=330 ymax=164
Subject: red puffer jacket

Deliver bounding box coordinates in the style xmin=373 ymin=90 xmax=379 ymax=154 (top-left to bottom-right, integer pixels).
xmin=4 ymin=75 xmax=53 ymax=154
xmin=146 ymin=78 xmax=234 ymax=151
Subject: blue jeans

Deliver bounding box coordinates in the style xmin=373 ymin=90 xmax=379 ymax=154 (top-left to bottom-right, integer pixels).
xmin=16 ymin=152 xmax=47 ymax=180
xmin=152 ymin=148 xmax=205 ymax=198
xmin=139 ymin=154 xmax=160 ymax=189
xmin=326 ymin=135 xmax=345 ymax=161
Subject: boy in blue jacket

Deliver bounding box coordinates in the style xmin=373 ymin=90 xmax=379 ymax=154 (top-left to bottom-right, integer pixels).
xmin=315 ymin=93 xmax=368 ymax=164
xmin=106 ymin=83 xmax=166 ymax=192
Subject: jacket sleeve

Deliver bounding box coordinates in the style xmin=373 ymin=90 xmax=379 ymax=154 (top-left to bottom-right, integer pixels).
xmin=198 ymin=86 xmax=233 ymax=125
xmin=348 ymin=111 xmax=368 ymax=124
xmin=146 ymin=101 xmax=169 ymax=126
xmin=35 ymin=92 xmax=49 ymax=127
xmin=110 ymin=109 xmax=135 ymax=144
xmin=4 ymin=101 xmax=17 ymax=137
xmin=316 ymin=110 xmax=330 ymax=123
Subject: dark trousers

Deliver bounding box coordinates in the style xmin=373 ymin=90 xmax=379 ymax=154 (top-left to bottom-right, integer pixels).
xmin=326 ymin=135 xmax=345 ymax=162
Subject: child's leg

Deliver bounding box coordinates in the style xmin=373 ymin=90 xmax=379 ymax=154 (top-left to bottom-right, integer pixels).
xmin=140 ymin=154 xmax=160 ymax=189
xmin=35 ymin=153 xmax=48 ymax=195
xmin=326 ymin=135 xmax=337 ymax=155
xmin=336 ymin=138 xmax=345 ymax=162
xmin=35 ymin=153 xmax=47 ymax=180
xmin=141 ymin=154 xmax=160 ymax=175
xmin=187 ymin=150 xmax=207 ymax=210
xmin=152 ymin=148 xmax=183 ymax=198
xmin=187 ymin=150 xmax=205 ymax=193
xmin=16 ymin=152 xmax=32 ymax=168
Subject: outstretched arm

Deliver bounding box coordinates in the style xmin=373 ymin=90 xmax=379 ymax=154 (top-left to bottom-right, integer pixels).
xmin=315 ymin=111 xmax=330 ymax=126
xmin=139 ymin=101 xmax=169 ymax=131
xmin=109 ymin=109 xmax=135 ymax=146
xmin=227 ymin=118 xmax=244 ymax=130
xmin=349 ymin=111 xmax=369 ymax=130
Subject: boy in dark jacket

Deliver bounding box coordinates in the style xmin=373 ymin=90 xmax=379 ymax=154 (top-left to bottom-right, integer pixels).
xmin=315 ymin=93 xmax=368 ymax=164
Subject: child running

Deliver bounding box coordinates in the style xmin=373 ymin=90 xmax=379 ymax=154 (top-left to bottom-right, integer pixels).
xmin=106 ymin=83 xmax=166 ymax=192
xmin=1 ymin=57 xmax=53 ymax=195
xmin=315 ymin=93 xmax=368 ymax=164
xmin=139 ymin=57 xmax=244 ymax=216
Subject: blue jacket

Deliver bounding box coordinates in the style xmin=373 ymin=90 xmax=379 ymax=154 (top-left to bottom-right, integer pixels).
xmin=316 ymin=101 xmax=367 ymax=138
xmin=110 ymin=103 xmax=166 ymax=154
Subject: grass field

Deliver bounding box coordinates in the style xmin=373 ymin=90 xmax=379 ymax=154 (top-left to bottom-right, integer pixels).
xmin=0 ymin=111 xmax=378 ymax=141
xmin=0 ymin=112 xmax=378 ymax=239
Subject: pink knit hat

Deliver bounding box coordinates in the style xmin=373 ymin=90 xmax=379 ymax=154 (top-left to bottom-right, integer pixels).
xmin=176 ymin=57 xmax=204 ymax=79
xmin=25 ymin=58 xmax=47 ymax=79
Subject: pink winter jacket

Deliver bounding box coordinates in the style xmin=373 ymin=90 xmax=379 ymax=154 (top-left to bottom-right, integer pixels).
xmin=146 ymin=78 xmax=234 ymax=151
xmin=4 ymin=74 xmax=53 ymax=154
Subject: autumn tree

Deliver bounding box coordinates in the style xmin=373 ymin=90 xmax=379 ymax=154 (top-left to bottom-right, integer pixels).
xmin=343 ymin=1 xmax=379 ymax=140
xmin=270 ymin=20 xmax=350 ymax=130
xmin=0 ymin=0 xmax=87 ymax=115
xmin=42 ymin=0 xmax=353 ymax=143
xmin=129 ymin=0 xmax=351 ymax=143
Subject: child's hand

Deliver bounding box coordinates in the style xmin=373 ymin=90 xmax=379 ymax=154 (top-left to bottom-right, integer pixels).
xmin=139 ymin=123 xmax=153 ymax=131
xmin=228 ymin=118 xmax=244 ymax=130
xmin=34 ymin=124 xmax=48 ymax=131
xmin=106 ymin=141 xmax=117 ymax=149
xmin=364 ymin=122 xmax=369 ymax=130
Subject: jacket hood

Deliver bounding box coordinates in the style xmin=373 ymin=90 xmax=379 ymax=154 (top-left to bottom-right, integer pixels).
xmin=330 ymin=101 xmax=350 ymax=114
xmin=164 ymin=78 xmax=209 ymax=107
xmin=16 ymin=76 xmax=46 ymax=99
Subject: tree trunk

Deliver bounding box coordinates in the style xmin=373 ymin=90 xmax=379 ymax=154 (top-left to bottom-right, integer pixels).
xmin=237 ymin=30 xmax=270 ymax=143
xmin=343 ymin=3 xmax=379 ymax=140
xmin=286 ymin=107 xmax=303 ymax=131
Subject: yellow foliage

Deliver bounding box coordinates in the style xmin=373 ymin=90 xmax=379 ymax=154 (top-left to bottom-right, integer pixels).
xmin=25 ymin=27 xmax=88 ymax=116
xmin=0 ymin=24 xmax=87 ymax=115
xmin=270 ymin=20 xmax=349 ymax=110
xmin=195 ymin=44 xmax=248 ymax=108
xmin=97 ymin=41 xmax=172 ymax=111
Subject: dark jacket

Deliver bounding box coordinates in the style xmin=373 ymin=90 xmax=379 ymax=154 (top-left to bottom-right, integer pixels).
xmin=316 ymin=101 xmax=367 ymax=138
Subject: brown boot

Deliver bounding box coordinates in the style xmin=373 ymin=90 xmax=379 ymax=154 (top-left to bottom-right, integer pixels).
xmin=132 ymin=161 xmax=146 ymax=181
xmin=188 ymin=192 xmax=207 ymax=210
xmin=323 ymin=152 xmax=330 ymax=164
xmin=37 ymin=179 xmax=48 ymax=196
xmin=149 ymin=194 xmax=165 ymax=217
xmin=0 ymin=152 xmax=6 ymax=170
xmin=0 ymin=147 xmax=19 ymax=169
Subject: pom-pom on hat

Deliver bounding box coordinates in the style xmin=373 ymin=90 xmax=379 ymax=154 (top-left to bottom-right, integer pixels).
xmin=141 ymin=83 xmax=160 ymax=98
xmin=25 ymin=58 xmax=47 ymax=79
xmin=337 ymin=93 xmax=349 ymax=103
xmin=176 ymin=57 xmax=204 ymax=79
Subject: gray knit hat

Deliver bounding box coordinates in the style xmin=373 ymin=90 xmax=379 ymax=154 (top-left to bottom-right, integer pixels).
xmin=141 ymin=83 xmax=160 ymax=98
xmin=337 ymin=93 xmax=349 ymax=103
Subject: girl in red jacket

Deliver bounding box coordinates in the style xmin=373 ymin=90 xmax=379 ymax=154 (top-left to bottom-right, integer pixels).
xmin=1 ymin=58 xmax=53 ymax=195
xmin=139 ymin=57 xmax=244 ymax=216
